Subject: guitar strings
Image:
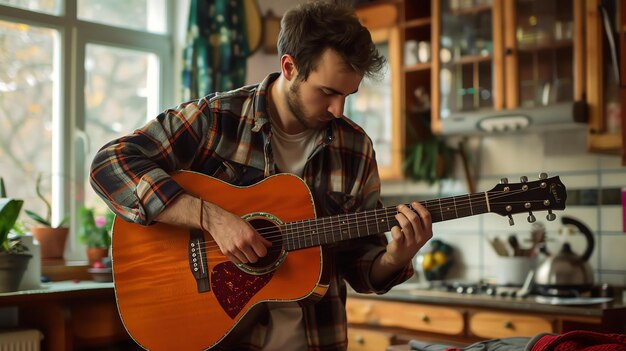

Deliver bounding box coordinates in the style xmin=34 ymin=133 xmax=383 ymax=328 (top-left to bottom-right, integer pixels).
xmin=198 ymin=199 xmax=550 ymax=254
xmin=196 ymin=185 xmax=552 ymax=253
xmin=196 ymin=188 xmax=550 ymax=253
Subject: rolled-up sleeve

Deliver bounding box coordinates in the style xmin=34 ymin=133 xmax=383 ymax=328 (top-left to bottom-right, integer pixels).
xmin=89 ymin=100 xmax=215 ymax=225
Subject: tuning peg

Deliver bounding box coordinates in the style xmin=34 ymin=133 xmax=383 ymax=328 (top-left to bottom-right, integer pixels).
xmin=546 ymin=210 xmax=556 ymax=221
xmin=500 ymin=178 xmax=509 ymax=184
xmin=539 ymin=172 xmax=548 ymax=179
xmin=508 ymin=215 xmax=514 ymax=226
xmin=520 ymin=176 xmax=528 ymax=183
xmin=527 ymin=212 xmax=536 ymax=223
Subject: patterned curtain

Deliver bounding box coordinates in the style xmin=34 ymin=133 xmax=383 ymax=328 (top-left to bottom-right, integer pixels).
xmin=182 ymin=0 xmax=251 ymax=100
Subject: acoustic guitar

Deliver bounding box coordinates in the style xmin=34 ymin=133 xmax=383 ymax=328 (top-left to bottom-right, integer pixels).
xmin=112 ymin=171 xmax=566 ymax=350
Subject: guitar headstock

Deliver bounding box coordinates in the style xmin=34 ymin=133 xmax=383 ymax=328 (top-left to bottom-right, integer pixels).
xmin=487 ymin=173 xmax=566 ymax=225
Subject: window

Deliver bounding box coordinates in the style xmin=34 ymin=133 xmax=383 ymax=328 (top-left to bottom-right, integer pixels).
xmin=0 ymin=0 xmax=174 ymax=260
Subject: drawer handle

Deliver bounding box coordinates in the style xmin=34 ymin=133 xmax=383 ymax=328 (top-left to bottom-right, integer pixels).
xmin=420 ymin=314 xmax=430 ymax=323
xmin=356 ymin=335 xmax=365 ymax=344
xmin=503 ymin=321 xmax=514 ymax=329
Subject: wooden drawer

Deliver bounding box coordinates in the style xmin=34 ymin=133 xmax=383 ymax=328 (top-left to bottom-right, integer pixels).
xmin=347 ymin=327 xmax=394 ymax=351
xmin=469 ymin=311 xmax=553 ymax=339
xmin=346 ymin=298 xmax=464 ymax=335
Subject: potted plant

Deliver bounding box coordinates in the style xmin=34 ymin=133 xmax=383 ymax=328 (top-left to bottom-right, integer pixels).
xmin=78 ymin=207 xmax=113 ymax=265
xmin=0 ymin=177 xmax=32 ymax=292
xmin=25 ymin=174 xmax=69 ymax=259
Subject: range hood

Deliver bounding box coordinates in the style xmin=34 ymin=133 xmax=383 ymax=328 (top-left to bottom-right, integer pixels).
xmin=438 ymin=101 xmax=588 ymax=135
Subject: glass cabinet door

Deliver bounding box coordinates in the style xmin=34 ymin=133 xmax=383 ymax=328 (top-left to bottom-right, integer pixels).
xmin=511 ymin=0 xmax=577 ymax=108
xmin=439 ymin=0 xmax=495 ymax=119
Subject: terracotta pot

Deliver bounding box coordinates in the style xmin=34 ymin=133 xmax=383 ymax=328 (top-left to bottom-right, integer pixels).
xmin=31 ymin=227 xmax=69 ymax=259
xmin=86 ymin=247 xmax=109 ymax=266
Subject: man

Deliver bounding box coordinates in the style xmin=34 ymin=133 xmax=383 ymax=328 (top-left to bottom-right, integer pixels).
xmin=90 ymin=2 xmax=433 ymax=350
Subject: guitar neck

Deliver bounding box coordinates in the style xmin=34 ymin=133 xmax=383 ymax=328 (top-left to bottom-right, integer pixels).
xmin=282 ymin=192 xmax=490 ymax=251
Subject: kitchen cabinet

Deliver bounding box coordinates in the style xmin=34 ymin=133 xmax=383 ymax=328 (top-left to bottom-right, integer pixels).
xmin=621 ymin=0 xmax=626 ymax=165
xmin=586 ymin=0 xmax=624 ymax=158
xmin=0 ymin=282 xmax=133 ymax=351
xmin=346 ymin=291 xmax=626 ymax=350
xmin=432 ymin=0 xmax=586 ymax=134
xmin=353 ymin=2 xmax=404 ymax=179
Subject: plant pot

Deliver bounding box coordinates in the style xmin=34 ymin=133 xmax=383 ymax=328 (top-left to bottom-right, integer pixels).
xmin=31 ymin=227 xmax=69 ymax=259
xmin=86 ymin=247 xmax=109 ymax=266
xmin=0 ymin=252 xmax=32 ymax=293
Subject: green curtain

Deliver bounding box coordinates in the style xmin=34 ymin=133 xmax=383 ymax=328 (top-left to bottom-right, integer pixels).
xmin=182 ymin=0 xmax=251 ymax=100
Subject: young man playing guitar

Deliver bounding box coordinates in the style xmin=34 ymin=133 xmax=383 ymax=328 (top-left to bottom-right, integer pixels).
xmin=90 ymin=2 xmax=432 ymax=350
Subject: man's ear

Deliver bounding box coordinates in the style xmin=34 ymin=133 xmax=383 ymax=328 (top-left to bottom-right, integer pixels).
xmin=280 ymin=54 xmax=298 ymax=81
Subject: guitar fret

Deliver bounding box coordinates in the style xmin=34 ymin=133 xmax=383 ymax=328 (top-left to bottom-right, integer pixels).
xmin=283 ymin=223 xmax=290 ymax=251
xmin=453 ymin=196 xmax=458 ymax=218
xmin=468 ymin=194 xmax=473 ymax=215
xmin=438 ymin=199 xmax=444 ymax=221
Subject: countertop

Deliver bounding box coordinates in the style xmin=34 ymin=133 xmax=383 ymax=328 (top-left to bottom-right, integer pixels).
xmin=348 ymin=284 xmax=626 ymax=317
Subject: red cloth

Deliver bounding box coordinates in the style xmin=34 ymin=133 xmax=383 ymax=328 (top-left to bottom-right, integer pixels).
xmin=532 ymin=331 xmax=626 ymax=351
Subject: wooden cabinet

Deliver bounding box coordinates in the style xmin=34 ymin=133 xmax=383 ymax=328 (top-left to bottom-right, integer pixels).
xmin=347 ymin=298 xmax=464 ymax=336
xmin=347 ymin=327 xmax=395 ymax=351
xmin=353 ymin=3 xmax=404 ymax=179
xmin=430 ymin=0 xmax=586 ymax=134
xmin=1 ymin=283 xmax=133 ymax=351
xmin=468 ymin=311 xmax=553 ymax=339
xmin=346 ymin=294 xmax=626 ymax=350
xmin=586 ymin=0 xmax=624 ymax=157
xmin=621 ymin=0 xmax=626 ymax=165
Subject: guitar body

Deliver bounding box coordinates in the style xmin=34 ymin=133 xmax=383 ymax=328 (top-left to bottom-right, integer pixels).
xmin=112 ymin=171 xmax=327 ymax=350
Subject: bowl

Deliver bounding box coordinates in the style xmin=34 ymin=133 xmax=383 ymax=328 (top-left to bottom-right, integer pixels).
xmin=88 ymin=267 xmax=113 ymax=282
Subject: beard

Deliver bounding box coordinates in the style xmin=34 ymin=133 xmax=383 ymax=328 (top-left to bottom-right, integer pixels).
xmin=287 ymin=78 xmax=333 ymax=131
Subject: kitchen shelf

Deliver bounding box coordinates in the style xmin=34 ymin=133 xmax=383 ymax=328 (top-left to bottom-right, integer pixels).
xmin=404 ymin=17 xmax=431 ymax=29
xmin=517 ymin=40 xmax=574 ymax=52
xmin=445 ymin=54 xmax=492 ymax=66
xmin=405 ymin=62 xmax=431 ymax=72
xmin=450 ymin=4 xmax=491 ymax=16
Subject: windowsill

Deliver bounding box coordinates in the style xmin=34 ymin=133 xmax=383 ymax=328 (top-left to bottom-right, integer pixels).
xmin=42 ymin=259 xmax=91 ymax=282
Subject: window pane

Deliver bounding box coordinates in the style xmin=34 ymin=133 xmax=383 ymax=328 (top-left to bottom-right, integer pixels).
xmin=78 ymin=0 xmax=167 ymax=33
xmin=0 ymin=20 xmax=57 ymax=218
xmin=0 ymin=0 xmax=61 ymax=15
xmin=84 ymin=44 xmax=159 ymax=210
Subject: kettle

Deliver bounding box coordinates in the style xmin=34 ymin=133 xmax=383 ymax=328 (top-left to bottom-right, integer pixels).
xmin=534 ymin=216 xmax=595 ymax=297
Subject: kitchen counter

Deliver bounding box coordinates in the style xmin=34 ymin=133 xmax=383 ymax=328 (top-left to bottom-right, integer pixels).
xmin=0 ymin=281 xmax=133 ymax=351
xmin=348 ymin=284 xmax=626 ymax=318
xmin=346 ymin=285 xmax=626 ymax=350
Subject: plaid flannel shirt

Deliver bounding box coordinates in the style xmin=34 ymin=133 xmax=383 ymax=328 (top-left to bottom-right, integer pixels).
xmin=90 ymin=73 xmax=413 ymax=351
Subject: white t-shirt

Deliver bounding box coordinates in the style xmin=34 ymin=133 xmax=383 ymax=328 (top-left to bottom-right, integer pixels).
xmin=262 ymin=120 xmax=322 ymax=350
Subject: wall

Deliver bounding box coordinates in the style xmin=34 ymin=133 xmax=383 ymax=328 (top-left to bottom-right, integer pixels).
xmin=173 ymin=1 xmax=626 ymax=287
xmin=382 ymin=127 xmax=626 ymax=287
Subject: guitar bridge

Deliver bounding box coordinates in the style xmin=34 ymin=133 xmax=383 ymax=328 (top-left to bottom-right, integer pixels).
xmin=188 ymin=229 xmax=210 ymax=292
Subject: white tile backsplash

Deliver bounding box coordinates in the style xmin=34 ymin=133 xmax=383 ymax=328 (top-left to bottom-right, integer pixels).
xmin=599 ymin=206 xmax=624 ymax=232
xmin=599 ymin=235 xmax=626 ymax=271
xmin=403 ymin=130 xmax=626 ymax=286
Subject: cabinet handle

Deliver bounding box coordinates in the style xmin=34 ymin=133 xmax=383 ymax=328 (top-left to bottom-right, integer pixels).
xmin=420 ymin=314 xmax=430 ymax=323
xmin=503 ymin=321 xmax=514 ymax=329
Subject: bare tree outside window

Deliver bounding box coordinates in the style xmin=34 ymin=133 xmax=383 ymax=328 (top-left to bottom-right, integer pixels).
xmin=0 ymin=20 xmax=57 ymax=217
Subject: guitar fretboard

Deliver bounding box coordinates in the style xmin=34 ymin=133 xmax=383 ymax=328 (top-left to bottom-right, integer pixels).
xmin=281 ymin=192 xmax=490 ymax=251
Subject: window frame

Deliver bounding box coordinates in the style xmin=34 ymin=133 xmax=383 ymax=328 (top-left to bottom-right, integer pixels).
xmin=0 ymin=1 xmax=175 ymax=260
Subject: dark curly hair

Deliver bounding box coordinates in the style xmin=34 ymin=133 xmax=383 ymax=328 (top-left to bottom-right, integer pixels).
xmin=277 ymin=1 xmax=386 ymax=81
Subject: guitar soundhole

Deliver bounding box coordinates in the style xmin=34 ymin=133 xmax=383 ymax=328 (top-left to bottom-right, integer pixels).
xmin=246 ymin=218 xmax=284 ymax=270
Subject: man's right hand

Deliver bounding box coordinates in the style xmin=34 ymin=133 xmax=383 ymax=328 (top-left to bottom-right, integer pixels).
xmin=155 ymin=194 xmax=272 ymax=265
xmin=201 ymin=200 xmax=272 ymax=265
